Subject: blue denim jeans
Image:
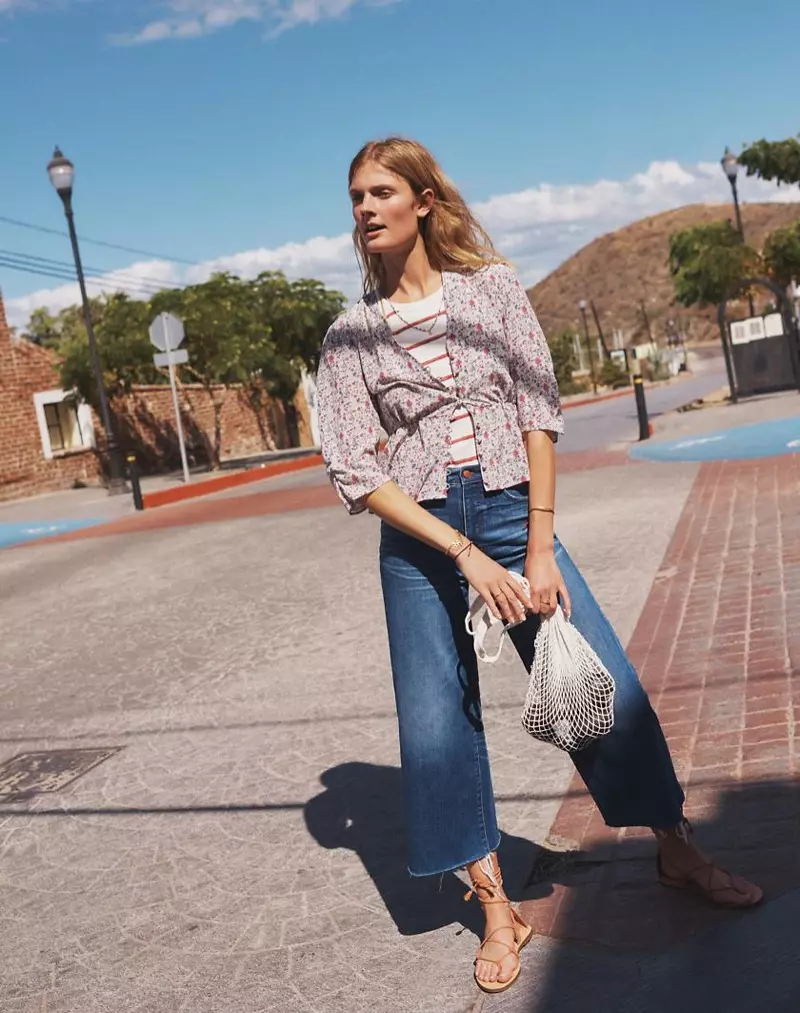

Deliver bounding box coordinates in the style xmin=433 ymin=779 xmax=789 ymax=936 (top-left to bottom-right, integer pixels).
xmin=379 ymin=465 xmax=685 ymax=878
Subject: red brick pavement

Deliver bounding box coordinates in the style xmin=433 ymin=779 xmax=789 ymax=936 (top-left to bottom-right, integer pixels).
xmin=17 ymin=478 xmax=340 ymax=548
xmin=521 ymin=452 xmax=800 ymax=950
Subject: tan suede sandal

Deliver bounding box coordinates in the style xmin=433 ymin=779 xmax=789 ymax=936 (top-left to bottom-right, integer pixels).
xmin=464 ymin=853 xmax=534 ymax=995
xmin=655 ymin=820 xmax=763 ymax=909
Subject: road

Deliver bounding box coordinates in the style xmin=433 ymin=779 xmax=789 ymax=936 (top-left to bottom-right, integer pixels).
xmin=558 ymin=359 xmax=728 ymax=453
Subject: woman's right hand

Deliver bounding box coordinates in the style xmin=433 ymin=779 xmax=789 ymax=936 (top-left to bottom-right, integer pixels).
xmin=455 ymin=544 xmax=533 ymax=625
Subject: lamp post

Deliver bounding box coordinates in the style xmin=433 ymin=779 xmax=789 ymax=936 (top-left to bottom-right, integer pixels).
xmin=578 ymin=299 xmax=597 ymax=395
xmin=47 ymin=147 xmax=127 ymax=495
xmin=721 ymin=147 xmax=755 ymax=316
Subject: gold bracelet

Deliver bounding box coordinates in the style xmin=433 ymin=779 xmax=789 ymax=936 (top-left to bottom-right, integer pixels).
xmin=445 ymin=533 xmax=467 ymax=559
xmin=529 ymin=507 xmax=555 ymax=515
xmin=452 ymin=540 xmax=473 ymax=562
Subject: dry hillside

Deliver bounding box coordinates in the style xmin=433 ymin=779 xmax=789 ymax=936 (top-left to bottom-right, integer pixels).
xmin=527 ymin=202 xmax=800 ymax=345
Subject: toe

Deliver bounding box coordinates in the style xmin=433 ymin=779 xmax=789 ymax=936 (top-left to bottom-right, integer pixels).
xmin=498 ymin=953 xmax=518 ymax=983
xmin=476 ymin=959 xmax=497 ymax=983
xmin=729 ymin=875 xmax=763 ymax=906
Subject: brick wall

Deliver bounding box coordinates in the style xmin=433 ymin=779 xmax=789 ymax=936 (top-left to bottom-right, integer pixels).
xmin=113 ymin=382 xmax=315 ymax=474
xmin=0 ymin=292 xmax=316 ymax=503
xmin=0 ymin=296 xmax=101 ymax=503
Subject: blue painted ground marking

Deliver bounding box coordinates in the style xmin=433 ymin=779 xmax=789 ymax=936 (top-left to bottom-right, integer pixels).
xmin=0 ymin=518 xmax=104 ymax=549
xmin=630 ymin=416 xmax=800 ymax=463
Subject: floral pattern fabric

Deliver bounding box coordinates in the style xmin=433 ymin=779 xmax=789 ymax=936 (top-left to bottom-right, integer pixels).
xmin=316 ymin=263 xmax=564 ymax=515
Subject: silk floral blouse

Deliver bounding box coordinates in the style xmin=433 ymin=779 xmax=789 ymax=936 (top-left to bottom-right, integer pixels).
xmin=316 ymin=263 xmax=564 ymax=515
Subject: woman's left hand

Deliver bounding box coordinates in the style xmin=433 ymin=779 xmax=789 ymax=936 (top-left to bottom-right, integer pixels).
xmin=524 ymin=551 xmax=571 ymax=619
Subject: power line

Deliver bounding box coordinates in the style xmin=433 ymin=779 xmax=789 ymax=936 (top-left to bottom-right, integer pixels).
xmin=0 ymin=213 xmax=196 ymax=266
xmin=0 ymin=247 xmax=183 ymax=295
xmin=0 ymin=252 xmax=183 ymax=300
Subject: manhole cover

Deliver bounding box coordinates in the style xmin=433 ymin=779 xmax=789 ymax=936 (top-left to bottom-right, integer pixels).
xmin=0 ymin=748 xmax=122 ymax=802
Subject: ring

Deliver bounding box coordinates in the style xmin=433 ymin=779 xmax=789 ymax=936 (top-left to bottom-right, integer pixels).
xmin=495 ymin=590 xmax=507 ymax=598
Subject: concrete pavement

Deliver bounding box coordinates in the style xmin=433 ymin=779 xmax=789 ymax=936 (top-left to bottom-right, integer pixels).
xmin=0 ymin=449 xmax=697 ymax=1012
xmin=1 ymin=388 xmax=797 ymax=1013
xmin=557 ymin=353 xmax=728 ymax=453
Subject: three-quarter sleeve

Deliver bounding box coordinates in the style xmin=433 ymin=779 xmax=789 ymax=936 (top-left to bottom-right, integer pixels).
xmin=498 ymin=266 xmax=564 ymax=438
xmin=316 ymin=321 xmax=389 ymax=515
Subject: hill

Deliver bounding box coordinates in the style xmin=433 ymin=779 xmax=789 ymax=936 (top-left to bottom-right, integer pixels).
xmin=527 ymin=202 xmax=800 ymax=345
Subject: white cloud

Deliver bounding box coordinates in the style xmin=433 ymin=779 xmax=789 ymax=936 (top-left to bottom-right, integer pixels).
xmin=5 ymin=159 xmax=799 ymax=328
xmin=111 ymin=0 xmax=399 ymax=45
xmin=5 ymin=261 xmax=182 ymax=329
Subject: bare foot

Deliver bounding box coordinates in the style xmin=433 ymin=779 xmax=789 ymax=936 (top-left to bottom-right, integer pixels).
xmin=656 ymin=827 xmax=762 ymax=908
xmin=474 ymin=903 xmax=519 ymax=985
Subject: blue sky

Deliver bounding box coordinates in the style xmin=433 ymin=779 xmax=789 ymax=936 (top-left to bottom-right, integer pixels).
xmin=2 ymin=0 xmax=799 ymax=324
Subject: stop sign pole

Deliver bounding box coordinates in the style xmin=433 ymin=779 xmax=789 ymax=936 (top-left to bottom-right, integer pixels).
xmin=149 ymin=312 xmax=191 ymax=484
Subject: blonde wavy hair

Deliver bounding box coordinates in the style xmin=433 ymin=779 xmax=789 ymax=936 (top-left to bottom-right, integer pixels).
xmin=349 ymin=137 xmax=507 ymax=295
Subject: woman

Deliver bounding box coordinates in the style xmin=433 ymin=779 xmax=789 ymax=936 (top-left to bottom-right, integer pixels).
xmin=316 ymin=137 xmax=761 ymax=995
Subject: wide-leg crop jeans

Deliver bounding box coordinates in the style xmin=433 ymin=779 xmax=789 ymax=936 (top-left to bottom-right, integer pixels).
xmin=379 ymin=465 xmax=685 ymax=878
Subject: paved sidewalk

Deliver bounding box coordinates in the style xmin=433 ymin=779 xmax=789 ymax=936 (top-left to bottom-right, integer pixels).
xmin=0 ymin=395 xmax=797 ymax=1012
xmin=0 ymin=455 xmax=696 ymax=1013
xmin=482 ymin=448 xmax=800 ymax=1012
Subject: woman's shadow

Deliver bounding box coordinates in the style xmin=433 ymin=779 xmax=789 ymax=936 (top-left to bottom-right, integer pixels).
xmin=304 ymin=761 xmax=540 ymax=940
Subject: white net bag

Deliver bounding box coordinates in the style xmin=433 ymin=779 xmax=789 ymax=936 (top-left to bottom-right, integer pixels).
xmin=522 ymin=606 xmax=616 ymax=752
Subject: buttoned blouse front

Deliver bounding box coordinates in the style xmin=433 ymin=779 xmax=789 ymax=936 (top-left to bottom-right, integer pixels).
xmin=316 ymin=262 xmax=564 ymax=515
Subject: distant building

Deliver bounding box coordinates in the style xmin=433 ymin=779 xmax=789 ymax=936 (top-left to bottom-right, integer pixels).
xmin=0 ymin=292 xmax=101 ymax=503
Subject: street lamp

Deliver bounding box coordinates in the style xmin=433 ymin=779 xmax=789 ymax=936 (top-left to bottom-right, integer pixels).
xmin=578 ymin=299 xmax=598 ymax=395
xmin=721 ymin=147 xmax=744 ymax=236
xmin=47 ymin=147 xmax=127 ymax=495
xmin=721 ymin=146 xmax=755 ymax=316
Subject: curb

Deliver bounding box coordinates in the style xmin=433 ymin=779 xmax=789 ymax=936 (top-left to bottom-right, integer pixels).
xmin=141 ymin=454 xmax=323 ymax=509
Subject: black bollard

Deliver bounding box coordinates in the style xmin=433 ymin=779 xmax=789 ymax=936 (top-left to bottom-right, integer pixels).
xmin=127 ymin=455 xmax=144 ymax=511
xmin=633 ymin=376 xmax=650 ymax=441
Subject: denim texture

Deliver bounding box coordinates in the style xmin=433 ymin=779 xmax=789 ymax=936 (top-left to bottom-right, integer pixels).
xmin=379 ymin=465 xmax=685 ymax=878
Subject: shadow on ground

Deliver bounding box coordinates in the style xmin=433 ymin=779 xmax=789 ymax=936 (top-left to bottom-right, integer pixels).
xmin=305 ymin=765 xmax=800 ymax=1013
xmin=304 ymin=761 xmax=541 ymax=942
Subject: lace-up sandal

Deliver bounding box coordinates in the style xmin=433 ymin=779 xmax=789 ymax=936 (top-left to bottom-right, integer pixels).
xmin=464 ymin=853 xmax=533 ymax=994
xmin=655 ymin=820 xmax=763 ymax=909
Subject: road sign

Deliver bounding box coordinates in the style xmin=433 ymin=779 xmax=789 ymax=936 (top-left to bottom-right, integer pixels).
xmin=149 ymin=312 xmax=185 ymax=353
xmin=153 ymin=348 xmax=189 ymax=368
xmin=149 ymin=312 xmax=190 ymax=484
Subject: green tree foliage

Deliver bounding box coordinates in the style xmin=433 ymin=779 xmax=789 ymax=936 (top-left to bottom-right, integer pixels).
xmin=59 ymin=294 xmax=160 ymax=409
xmin=763 ymin=220 xmax=800 ymax=288
xmin=25 ymin=271 xmax=346 ymax=465
xmin=547 ymin=331 xmax=576 ymax=391
xmin=739 ymin=136 xmax=800 ymax=188
xmin=22 ymin=301 xmax=102 ymax=349
xmin=599 ymin=358 xmax=631 ymax=389
xmin=668 ymin=221 xmax=761 ymax=308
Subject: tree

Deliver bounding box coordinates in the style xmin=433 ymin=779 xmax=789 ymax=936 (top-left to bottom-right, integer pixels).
xmin=739 ymin=136 xmax=800 ymax=188
xmin=23 ymin=307 xmax=61 ymax=347
xmin=149 ymin=273 xmax=273 ymax=466
xmin=22 ymin=300 xmax=102 ymax=349
xmin=246 ymin=273 xmax=345 ymax=444
xmin=668 ymin=221 xmax=761 ymax=308
xmin=763 ymin=220 xmax=800 ymax=289
xmin=547 ymin=331 xmax=576 ymax=392
xmin=25 ymin=270 xmax=346 ymax=465
xmin=58 ymin=294 xmax=159 ymax=410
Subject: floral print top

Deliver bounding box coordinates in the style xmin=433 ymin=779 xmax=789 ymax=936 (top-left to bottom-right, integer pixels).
xmin=316 ymin=263 xmax=564 ymax=515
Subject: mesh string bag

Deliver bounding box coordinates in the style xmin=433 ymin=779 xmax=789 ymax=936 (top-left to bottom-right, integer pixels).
xmin=522 ymin=606 xmax=616 ymax=752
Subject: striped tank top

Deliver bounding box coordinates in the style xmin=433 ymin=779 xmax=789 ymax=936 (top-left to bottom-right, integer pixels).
xmin=382 ymin=289 xmax=479 ymax=468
